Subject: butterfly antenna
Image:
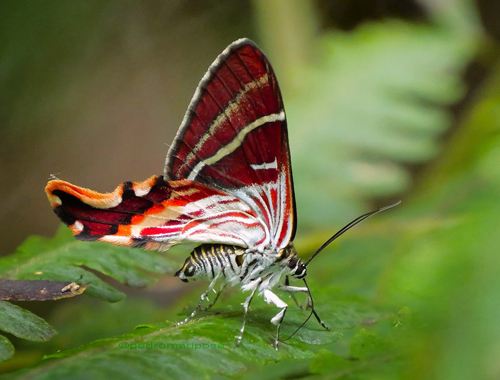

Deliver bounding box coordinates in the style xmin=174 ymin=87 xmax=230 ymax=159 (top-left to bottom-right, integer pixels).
xmin=279 ymin=278 xmax=316 ymax=342
xmin=304 ymin=201 xmax=401 ymax=267
xmin=281 ymin=201 xmax=401 ymax=342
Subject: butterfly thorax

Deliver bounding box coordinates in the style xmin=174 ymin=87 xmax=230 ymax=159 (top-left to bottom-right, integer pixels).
xmin=175 ymin=243 xmax=305 ymax=291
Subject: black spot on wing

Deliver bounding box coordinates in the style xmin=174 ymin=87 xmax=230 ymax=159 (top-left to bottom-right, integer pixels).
xmin=52 ymin=190 xmax=135 ymax=225
xmin=142 ymin=176 xmax=173 ymax=203
xmin=111 ymin=183 xmax=153 ymax=214
xmin=53 ymin=204 xmax=76 ymax=226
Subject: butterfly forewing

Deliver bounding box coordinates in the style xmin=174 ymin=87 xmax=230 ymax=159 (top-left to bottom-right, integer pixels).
xmin=165 ymin=39 xmax=296 ymax=251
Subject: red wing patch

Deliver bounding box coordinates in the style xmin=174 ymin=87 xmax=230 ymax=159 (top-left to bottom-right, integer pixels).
xmin=165 ymin=39 xmax=296 ymax=250
xmin=45 ymin=176 xmax=267 ymax=251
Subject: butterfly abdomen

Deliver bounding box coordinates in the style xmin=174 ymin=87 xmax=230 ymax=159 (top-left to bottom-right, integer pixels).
xmin=175 ymin=244 xmax=246 ymax=283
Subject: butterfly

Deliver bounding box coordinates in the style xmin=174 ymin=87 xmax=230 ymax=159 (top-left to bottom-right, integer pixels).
xmin=45 ymin=38 xmax=399 ymax=349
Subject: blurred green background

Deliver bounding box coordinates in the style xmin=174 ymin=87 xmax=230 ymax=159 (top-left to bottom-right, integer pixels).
xmin=1 ymin=0 xmax=500 ymax=378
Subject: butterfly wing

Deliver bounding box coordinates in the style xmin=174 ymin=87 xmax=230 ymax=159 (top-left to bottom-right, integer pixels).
xmin=45 ymin=176 xmax=268 ymax=251
xmin=45 ymin=39 xmax=295 ymax=253
xmin=165 ymin=38 xmax=296 ymax=252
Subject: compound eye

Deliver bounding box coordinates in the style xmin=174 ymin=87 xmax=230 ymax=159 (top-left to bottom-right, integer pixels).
xmin=235 ymin=255 xmax=244 ymax=267
xmin=185 ymin=264 xmax=195 ymax=277
xmin=294 ymin=264 xmax=307 ymax=278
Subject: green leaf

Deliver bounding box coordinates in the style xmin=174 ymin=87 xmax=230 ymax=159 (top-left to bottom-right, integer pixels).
xmin=350 ymin=329 xmax=389 ymax=361
xmin=0 ymin=336 xmax=14 ymax=362
xmin=1 ymin=300 xmax=378 ymax=379
xmin=310 ymin=323 xmax=402 ymax=378
xmin=309 ymin=347 xmax=401 ymax=379
xmin=310 ymin=349 xmax=352 ymax=374
xmin=0 ymin=302 xmax=56 ymax=342
xmin=0 ymin=226 xmax=178 ymax=362
xmin=0 ymin=225 xmax=177 ymax=302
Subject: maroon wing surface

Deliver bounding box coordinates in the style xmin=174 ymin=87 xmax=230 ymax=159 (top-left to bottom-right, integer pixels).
xmin=164 ymin=39 xmax=296 ymax=250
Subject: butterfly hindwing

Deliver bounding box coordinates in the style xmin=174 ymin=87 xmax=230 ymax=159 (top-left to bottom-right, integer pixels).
xmin=46 ymin=176 xmax=268 ymax=250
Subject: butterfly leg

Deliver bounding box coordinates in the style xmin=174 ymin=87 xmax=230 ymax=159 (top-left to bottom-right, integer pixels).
xmin=236 ymin=279 xmax=261 ymax=347
xmin=311 ymin=310 xmax=331 ymax=331
xmin=279 ymin=281 xmax=331 ymax=332
xmin=175 ymin=274 xmax=220 ymax=327
xmin=263 ymin=289 xmax=288 ymax=350
xmin=200 ymin=283 xmax=226 ymax=311
xmin=278 ymin=276 xmax=304 ymax=310
xmin=279 ymin=276 xmax=308 ymax=310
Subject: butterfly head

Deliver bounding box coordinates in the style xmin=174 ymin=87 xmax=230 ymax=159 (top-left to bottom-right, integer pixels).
xmin=288 ymin=256 xmax=307 ymax=279
xmin=175 ymin=264 xmax=195 ymax=283
xmin=175 ymin=257 xmax=197 ymax=283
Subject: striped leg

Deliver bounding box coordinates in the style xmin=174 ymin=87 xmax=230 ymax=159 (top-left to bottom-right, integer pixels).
xmin=175 ymin=274 xmax=220 ymax=327
xmin=263 ymin=289 xmax=288 ymax=350
xmin=236 ymin=279 xmax=261 ymax=347
xmin=200 ymin=283 xmax=226 ymax=311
